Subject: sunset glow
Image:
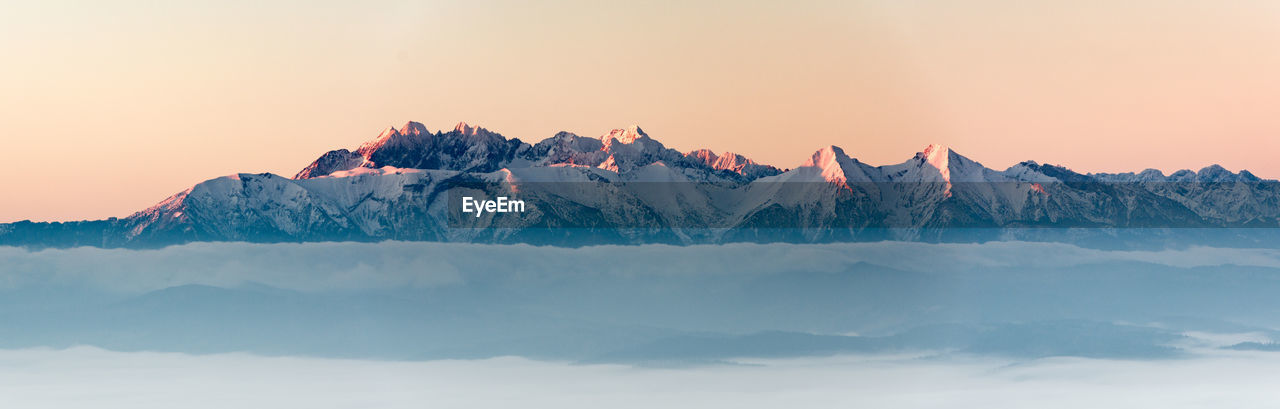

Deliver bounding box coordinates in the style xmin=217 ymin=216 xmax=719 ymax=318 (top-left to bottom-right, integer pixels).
xmin=3 ymin=0 xmax=1279 ymax=222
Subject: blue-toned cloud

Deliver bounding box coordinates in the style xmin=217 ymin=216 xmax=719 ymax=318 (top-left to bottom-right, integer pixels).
xmin=2 ymin=240 xmax=1280 ymax=293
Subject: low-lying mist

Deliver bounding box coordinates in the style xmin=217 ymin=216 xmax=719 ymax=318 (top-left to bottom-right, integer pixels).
xmin=2 ymin=241 xmax=1280 ymax=362
xmin=3 ymin=346 xmax=1279 ymax=409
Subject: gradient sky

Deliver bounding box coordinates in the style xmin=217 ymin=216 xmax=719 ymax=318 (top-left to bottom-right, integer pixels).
xmin=3 ymin=0 xmax=1280 ymax=222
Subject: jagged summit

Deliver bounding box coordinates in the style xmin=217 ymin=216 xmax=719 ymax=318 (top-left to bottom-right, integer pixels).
xmin=904 ymin=143 xmax=999 ymax=184
xmin=921 ymin=143 xmax=950 ymax=158
xmin=452 ymin=121 xmax=488 ymax=136
xmin=359 ymin=122 xmax=428 ymax=154
xmin=295 ymin=124 xmax=1274 ymax=191
xmin=920 ymin=143 xmax=952 ymax=170
xmin=293 ymin=121 xmax=781 ymax=181
xmin=1089 ymin=164 xmax=1260 ymax=183
xmin=686 ymin=149 xmax=756 ymax=169
xmin=797 ymin=146 xmax=873 ymax=184
xmin=918 ymin=144 xmax=954 ymax=186
xmin=602 ymin=125 xmax=648 ymax=145
xmin=365 ymin=121 xmax=470 ymax=144
xmin=1140 ymin=168 xmax=1165 ymax=178
xmin=684 ymin=148 xmax=777 ymax=179
xmin=802 ymin=145 xmax=849 ymax=169
xmin=292 ymin=121 xmax=525 ymax=179
xmin=402 ymin=121 xmax=429 ymax=135
xmin=806 ymin=146 xmax=850 ymax=184
xmin=375 ymin=125 xmax=399 ymax=139
xmin=915 ymin=144 xmax=983 ymax=171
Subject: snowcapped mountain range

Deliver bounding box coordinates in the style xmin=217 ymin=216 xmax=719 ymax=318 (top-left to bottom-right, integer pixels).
xmin=294 ymin=122 xmax=780 ymax=182
xmin=3 ymin=121 xmax=1279 ymax=248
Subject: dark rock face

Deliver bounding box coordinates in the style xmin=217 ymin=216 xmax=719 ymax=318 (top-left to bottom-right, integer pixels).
xmin=295 ymin=122 xmax=529 ymax=178
xmin=293 ymin=149 xmax=362 ymax=179
xmin=294 ymin=122 xmax=781 ymax=183
xmin=354 ymin=122 xmax=527 ymax=174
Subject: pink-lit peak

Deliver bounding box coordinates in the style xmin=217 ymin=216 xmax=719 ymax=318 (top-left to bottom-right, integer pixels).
xmin=454 ymin=122 xmax=486 ymax=136
xmin=601 ymin=125 xmax=648 ymax=144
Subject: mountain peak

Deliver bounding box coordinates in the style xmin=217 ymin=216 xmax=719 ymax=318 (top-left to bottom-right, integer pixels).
xmin=602 ymin=125 xmax=649 ymax=144
xmin=687 ymin=148 xmax=719 ymax=164
xmin=359 ymin=122 xmax=418 ymax=154
xmin=919 ymin=144 xmax=954 ymax=184
xmin=369 ymin=121 xmax=430 ymax=145
xmin=376 ymin=125 xmax=400 ymax=140
xmin=922 ymin=143 xmax=950 ymax=154
xmin=685 ymin=149 xmax=769 ymax=176
xmin=1195 ymin=164 xmax=1254 ymax=182
xmin=453 ymin=122 xmax=487 ymax=136
xmin=921 ymin=143 xmax=953 ymax=166
xmin=401 ymin=121 xmax=429 ymax=136
xmin=914 ymin=143 xmax=986 ymax=175
xmin=801 ymin=146 xmax=868 ymax=184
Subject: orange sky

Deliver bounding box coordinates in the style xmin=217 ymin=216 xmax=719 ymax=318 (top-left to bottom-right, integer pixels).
xmin=3 ymin=0 xmax=1280 ymax=222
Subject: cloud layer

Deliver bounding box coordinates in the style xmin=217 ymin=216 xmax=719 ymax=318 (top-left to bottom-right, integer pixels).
xmin=3 ymin=240 xmax=1280 ymax=294
xmin=3 ymin=241 xmax=1278 ymax=406
xmin=2 ymin=346 xmax=1278 ymax=409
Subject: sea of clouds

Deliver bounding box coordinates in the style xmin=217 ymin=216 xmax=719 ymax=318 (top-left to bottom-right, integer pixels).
xmin=2 ymin=240 xmax=1280 ymax=294
xmin=1 ymin=346 xmax=1278 ymax=408
xmin=4 ymin=240 xmax=1280 ymax=406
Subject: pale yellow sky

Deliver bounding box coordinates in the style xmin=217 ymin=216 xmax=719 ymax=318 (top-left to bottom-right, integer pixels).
xmin=2 ymin=0 xmax=1280 ymax=222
